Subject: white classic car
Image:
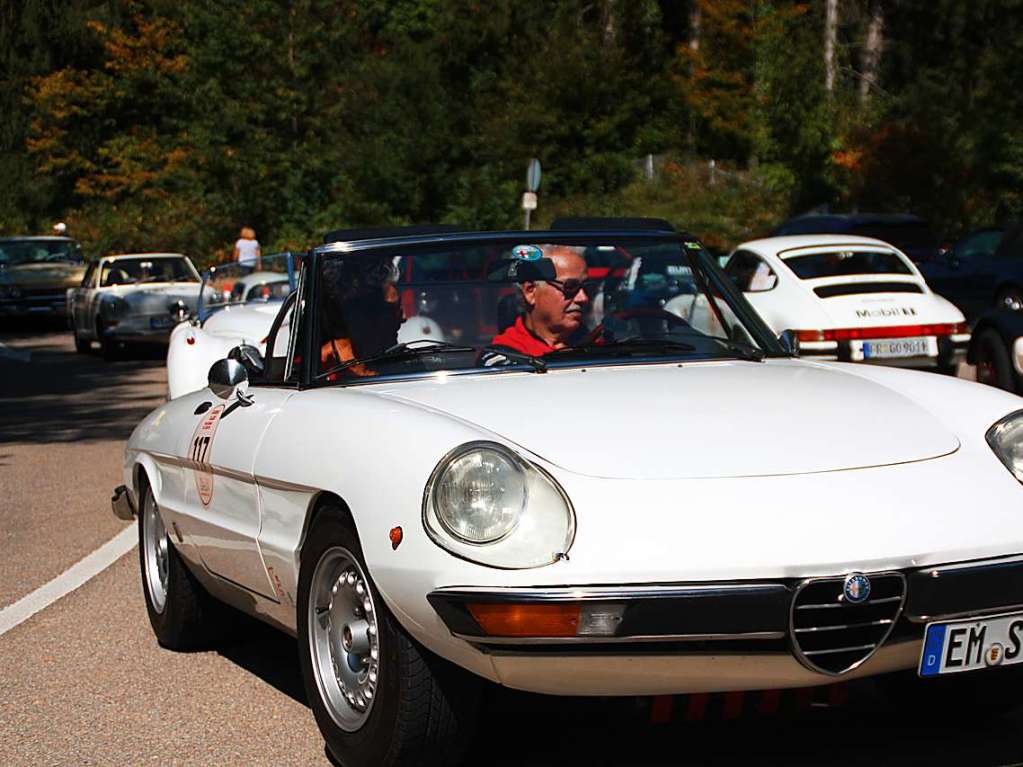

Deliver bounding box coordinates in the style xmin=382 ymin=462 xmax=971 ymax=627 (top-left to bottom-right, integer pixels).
xmin=166 ymin=256 xmax=296 ymax=399
xmin=722 ymin=235 xmax=970 ymax=370
xmin=114 ymin=222 xmax=1023 ymax=766
xmin=167 ymin=254 xmax=445 ymax=399
xmin=67 ymin=252 xmax=211 ymax=358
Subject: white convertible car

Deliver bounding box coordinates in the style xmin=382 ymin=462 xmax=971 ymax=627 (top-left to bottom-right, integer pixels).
xmin=167 ymin=253 xmax=447 ymax=399
xmin=723 ymin=235 xmax=970 ymax=370
xmin=115 ymin=222 xmax=1023 ymax=766
xmin=67 ymin=252 xmax=211 ymax=358
xmin=166 ymin=256 xmax=296 ymax=399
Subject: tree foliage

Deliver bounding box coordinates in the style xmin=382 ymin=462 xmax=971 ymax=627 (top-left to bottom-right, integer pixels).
xmin=2 ymin=0 xmax=1022 ymax=259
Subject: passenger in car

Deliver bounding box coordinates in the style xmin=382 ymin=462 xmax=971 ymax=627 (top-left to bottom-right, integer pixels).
xmin=319 ymin=256 xmax=404 ymax=377
xmin=489 ymin=245 xmax=591 ymax=356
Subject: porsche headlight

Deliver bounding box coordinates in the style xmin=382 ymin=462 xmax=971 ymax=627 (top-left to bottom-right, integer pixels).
xmin=424 ymin=442 xmax=575 ymax=569
xmin=987 ymin=410 xmax=1023 ymax=483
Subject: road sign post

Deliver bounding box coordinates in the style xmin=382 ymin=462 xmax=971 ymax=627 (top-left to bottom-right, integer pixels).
xmin=523 ymin=158 xmax=541 ymax=229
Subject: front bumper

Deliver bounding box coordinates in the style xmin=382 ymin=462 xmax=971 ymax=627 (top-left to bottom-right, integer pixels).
xmin=101 ymin=314 xmax=180 ymax=344
xmin=0 ymin=293 xmax=68 ymax=316
xmin=111 ymin=484 xmax=137 ymax=520
xmin=427 ymin=554 xmax=1023 ymax=694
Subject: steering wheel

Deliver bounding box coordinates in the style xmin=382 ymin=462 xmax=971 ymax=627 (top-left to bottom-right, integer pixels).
xmin=585 ymin=307 xmax=692 ymax=343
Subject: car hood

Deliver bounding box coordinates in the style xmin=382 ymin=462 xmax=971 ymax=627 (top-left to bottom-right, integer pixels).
xmin=374 ymin=360 xmax=960 ymax=479
xmin=111 ymin=283 xmax=204 ymax=310
xmin=0 ymin=262 xmax=85 ymax=288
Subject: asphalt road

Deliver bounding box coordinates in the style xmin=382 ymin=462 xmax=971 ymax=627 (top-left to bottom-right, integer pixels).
xmin=1 ymin=327 xmax=1020 ymax=767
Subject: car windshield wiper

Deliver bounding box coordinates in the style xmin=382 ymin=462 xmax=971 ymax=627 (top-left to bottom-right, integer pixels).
xmin=478 ymin=345 xmax=547 ymax=372
xmin=704 ymin=337 xmax=767 ymax=362
xmin=314 ymin=339 xmax=476 ymax=381
xmin=546 ymin=337 xmax=697 ymax=359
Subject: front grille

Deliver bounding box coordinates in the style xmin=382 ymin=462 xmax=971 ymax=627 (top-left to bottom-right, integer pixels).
xmin=790 ymin=572 xmax=905 ymax=675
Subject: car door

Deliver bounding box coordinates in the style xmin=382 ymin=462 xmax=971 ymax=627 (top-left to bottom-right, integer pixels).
xmin=179 ymin=288 xmax=303 ymax=599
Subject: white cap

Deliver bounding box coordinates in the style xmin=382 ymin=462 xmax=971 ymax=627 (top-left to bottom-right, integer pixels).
xmin=53 ymin=222 xmax=67 ymax=235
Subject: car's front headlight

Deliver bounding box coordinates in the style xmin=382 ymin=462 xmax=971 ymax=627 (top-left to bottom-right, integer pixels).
xmin=100 ymin=296 xmax=130 ymax=318
xmin=424 ymin=442 xmax=575 ymax=569
xmin=987 ymin=410 xmax=1023 ymax=483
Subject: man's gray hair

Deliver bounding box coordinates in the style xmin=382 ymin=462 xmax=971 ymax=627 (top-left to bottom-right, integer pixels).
xmin=539 ymin=244 xmax=585 ymax=259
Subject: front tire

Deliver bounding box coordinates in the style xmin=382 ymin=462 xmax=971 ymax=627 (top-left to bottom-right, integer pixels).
xmin=974 ymin=328 xmax=1016 ymax=392
xmin=138 ymin=481 xmax=226 ymax=649
xmin=297 ymin=510 xmax=480 ymax=767
xmin=73 ymin=328 xmax=90 ymax=353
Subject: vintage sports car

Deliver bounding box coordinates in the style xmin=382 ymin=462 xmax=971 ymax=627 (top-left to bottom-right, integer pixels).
xmin=723 ymin=234 xmax=969 ymax=371
xmin=168 ymin=253 xmax=449 ymax=399
xmin=115 ymin=221 xmax=1023 ymax=766
xmin=0 ymin=235 xmax=86 ymax=318
xmin=67 ymin=252 xmax=210 ymax=358
xmin=166 ymin=255 xmax=296 ymax=399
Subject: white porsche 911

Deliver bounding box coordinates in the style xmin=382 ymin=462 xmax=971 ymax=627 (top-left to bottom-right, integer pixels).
xmin=114 ymin=221 xmax=1023 ymax=766
xmin=723 ymin=235 xmax=970 ymax=370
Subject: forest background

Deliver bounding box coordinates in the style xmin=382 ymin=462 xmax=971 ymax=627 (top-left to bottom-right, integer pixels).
xmin=2 ymin=0 xmax=1022 ymax=262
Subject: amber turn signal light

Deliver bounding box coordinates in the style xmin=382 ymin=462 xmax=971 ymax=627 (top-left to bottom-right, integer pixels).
xmin=467 ymin=603 xmax=581 ymax=637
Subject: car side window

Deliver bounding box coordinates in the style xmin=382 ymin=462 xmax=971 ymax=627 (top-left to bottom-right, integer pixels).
xmin=724 ymin=250 xmax=777 ymax=292
xmin=958 ymin=231 xmax=1003 ymax=262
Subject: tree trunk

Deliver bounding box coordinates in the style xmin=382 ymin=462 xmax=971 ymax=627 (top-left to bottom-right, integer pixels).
xmin=601 ymin=0 xmax=617 ymax=47
xmin=689 ymin=1 xmax=701 ymax=53
xmin=824 ymin=0 xmax=838 ymax=91
xmin=860 ymin=0 xmax=884 ymax=102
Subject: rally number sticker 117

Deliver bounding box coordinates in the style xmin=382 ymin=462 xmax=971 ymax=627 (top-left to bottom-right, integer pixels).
xmin=189 ymin=404 xmax=225 ymax=506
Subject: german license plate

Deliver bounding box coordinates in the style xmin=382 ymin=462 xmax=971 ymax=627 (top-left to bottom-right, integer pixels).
xmin=150 ymin=315 xmax=174 ymax=329
xmin=862 ymin=336 xmax=934 ymax=359
xmin=919 ymin=612 xmax=1023 ymax=676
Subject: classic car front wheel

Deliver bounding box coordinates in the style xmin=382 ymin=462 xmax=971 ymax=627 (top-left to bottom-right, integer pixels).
xmin=298 ymin=510 xmax=480 ymax=767
xmin=138 ymin=482 xmax=227 ymax=649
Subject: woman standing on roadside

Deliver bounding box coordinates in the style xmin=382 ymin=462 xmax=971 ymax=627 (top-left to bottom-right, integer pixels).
xmin=233 ymin=226 xmax=261 ymax=273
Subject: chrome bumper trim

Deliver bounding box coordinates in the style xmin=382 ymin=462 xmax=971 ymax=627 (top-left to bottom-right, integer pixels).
xmin=111 ymin=484 xmax=137 ymax=520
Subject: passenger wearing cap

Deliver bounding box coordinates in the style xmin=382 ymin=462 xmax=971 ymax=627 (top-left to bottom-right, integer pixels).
xmin=490 ymin=245 xmax=592 ymax=356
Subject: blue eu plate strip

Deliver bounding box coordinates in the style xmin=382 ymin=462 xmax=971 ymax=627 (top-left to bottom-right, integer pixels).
xmin=920 ymin=623 xmax=947 ymax=677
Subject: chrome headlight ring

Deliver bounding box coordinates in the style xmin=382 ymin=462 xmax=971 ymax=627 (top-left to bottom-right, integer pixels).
xmin=987 ymin=409 xmax=1023 ymax=483
xmin=422 ymin=441 xmax=576 ymax=569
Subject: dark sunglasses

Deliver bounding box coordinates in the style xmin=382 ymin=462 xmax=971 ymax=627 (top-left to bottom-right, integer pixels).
xmin=545 ymin=278 xmax=600 ymax=299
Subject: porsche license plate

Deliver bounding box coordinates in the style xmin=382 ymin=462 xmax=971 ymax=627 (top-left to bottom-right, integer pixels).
xmin=919 ymin=612 xmax=1023 ymax=676
xmin=862 ymin=336 xmax=934 ymax=359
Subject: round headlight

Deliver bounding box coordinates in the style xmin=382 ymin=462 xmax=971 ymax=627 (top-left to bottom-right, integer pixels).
xmin=433 ymin=447 xmax=526 ymax=543
xmin=987 ymin=410 xmax=1023 ymax=483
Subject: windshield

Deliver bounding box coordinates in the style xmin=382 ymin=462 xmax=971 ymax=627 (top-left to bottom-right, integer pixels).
xmin=199 ymin=252 xmax=296 ymax=320
xmin=100 ymin=256 xmax=196 ymax=286
xmin=0 ymin=239 xmax=82 ymax=266
xmin=314 ymin=236 xmax=782 ymax=382
xmin=783 ymin=250 xmax=913 ymax=279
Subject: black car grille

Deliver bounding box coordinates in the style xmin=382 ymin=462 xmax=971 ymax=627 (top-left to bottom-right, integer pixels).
xmin=813 ymin=282 xmax=923 ymax=298
xmin=790 ymin=572 xmax=905 ymax=675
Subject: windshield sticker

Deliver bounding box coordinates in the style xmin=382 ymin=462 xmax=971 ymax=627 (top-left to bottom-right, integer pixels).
xmin=684 ymin=242 xmax=702 ymax=250
xmin=512 ymin=245 xmax=543 ymax=261
xmin=189 ymin=403 xmax=225 ymax=506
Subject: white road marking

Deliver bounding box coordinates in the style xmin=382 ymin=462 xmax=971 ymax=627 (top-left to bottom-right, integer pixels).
xmin=0 ymin=341 xmax=31 ymax=362
xmin=0 ymin=523 xmax=137 ymax=637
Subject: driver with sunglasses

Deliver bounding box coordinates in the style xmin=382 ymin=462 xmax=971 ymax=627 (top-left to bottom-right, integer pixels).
xmin=490 ymin=245 xmax=592 ymax=356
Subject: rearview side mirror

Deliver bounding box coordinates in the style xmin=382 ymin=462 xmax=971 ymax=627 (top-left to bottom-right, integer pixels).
xmin=208 ymin=358 xmax=248 ymax=400
xmin=777 ymin=329 xmax=800 ymax=357
xmin=228 ymin=343 xmax=265 ymax=379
